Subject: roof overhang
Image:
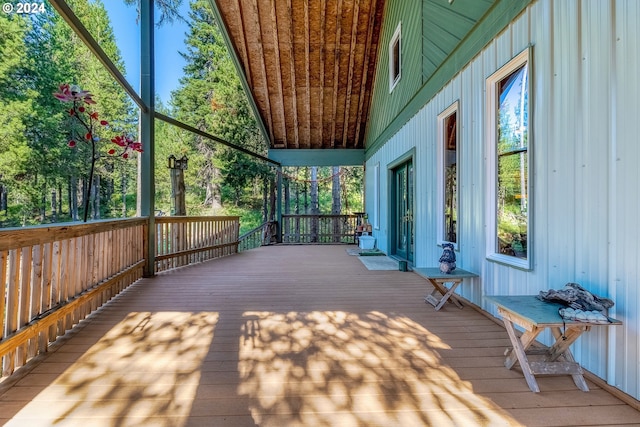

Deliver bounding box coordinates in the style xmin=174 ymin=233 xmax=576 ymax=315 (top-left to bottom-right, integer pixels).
xmin=268 ymin=149 xmax=364 ymax=167
xmin=208 ymin=0 xmax=384 ymax=160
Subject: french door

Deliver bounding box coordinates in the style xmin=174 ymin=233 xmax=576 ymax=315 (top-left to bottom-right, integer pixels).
xmin=393 ymin=160 xmax=414 ymax=262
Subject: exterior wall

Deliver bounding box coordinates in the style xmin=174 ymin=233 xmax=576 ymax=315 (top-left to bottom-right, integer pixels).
xmin=422 ymin=0 xmax=494 ymax=80
xmin=366 ymin=0 xmax=423 ymax=142
xmin=365 ymin=0 xmax=640 ymax=399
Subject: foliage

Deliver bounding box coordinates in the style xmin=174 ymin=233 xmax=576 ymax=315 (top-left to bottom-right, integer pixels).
xmin=0 ymin=0 xmax=139 ymax=227
xmin=0 ymin=0 xmax=365 ymax=229
xmin=123 ymin=0 xmax=185 ymax=26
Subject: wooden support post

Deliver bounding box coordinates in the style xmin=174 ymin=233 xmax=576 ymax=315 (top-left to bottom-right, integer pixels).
xmin=140 ymin=0 xmax=155 ymax=277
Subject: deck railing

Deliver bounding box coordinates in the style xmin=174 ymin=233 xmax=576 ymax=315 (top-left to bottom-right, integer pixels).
xmin=282 ymin=214 xmax=357 ymax=244
xmin=0 ymin=218 xmax=147 ymax=378
xmin=155 ymin=216 xmax=240 ymax=272
xmin=239 ymin=222 xmax=265 ymax=252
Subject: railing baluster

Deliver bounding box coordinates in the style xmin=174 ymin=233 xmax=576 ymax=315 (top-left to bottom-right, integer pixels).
xmin=153 ymin=216 xmax=240 ymax=272
xmin=0 ymin=218 xmax=148 ymax=381
xmin=279 ymin=214 xmax=357 ymax=244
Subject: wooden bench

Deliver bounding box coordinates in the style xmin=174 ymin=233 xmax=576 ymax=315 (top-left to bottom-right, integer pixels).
xmin=486 ymin=295 xmax=622 ymax=392
xmin=414 ymin=268 xmax=478 ymax=311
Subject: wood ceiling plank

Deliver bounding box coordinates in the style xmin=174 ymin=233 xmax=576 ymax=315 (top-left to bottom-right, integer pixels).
xmin=216 ymin=0 xmax=384 ymax=151
xmin=304 ymin=0 xmax=311 ymax=149
xmin=234 ymin=0 xmax=251 ymax=87
xmin=329 ymin=0 xmax=343 ymax=148
xmin=269 ymin=0 xmax=288 ymax=148
xmin=341 ymin=0 xmax=361 ymax=148
xmin=318 ymin=0 xmax=326 ymax=149
xmin=285 ymin=0 xmax=300 ymax=148
xmin=354 ymin=0 xmax=380 ymax=148
xmin=247 ymin=0 xmax=274 ymax=145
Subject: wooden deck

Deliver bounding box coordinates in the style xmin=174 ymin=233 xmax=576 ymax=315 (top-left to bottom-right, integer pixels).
xmin=0 ymin=245 xmax=638 ymax=426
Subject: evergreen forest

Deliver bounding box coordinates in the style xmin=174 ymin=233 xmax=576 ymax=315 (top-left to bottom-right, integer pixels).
xmin=0 ymin=0 xmax=363 ymax=233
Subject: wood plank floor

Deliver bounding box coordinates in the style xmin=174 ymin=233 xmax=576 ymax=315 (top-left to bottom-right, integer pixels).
xmin=0 ymin=245 xmax=638 ymax=426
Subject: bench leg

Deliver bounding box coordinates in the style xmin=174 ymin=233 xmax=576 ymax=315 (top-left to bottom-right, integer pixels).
xmin=550 ymin=327 xmax=590 ymax=392
xmin=435 ymin=282 xmax=463 ymax=310
xmin=424 ymin=279 xmax=463 ymax=310
xmin=505 ymin=328 xmax=543 ymax=369
xmin=503 ymin=318 xmax=540 ymax=392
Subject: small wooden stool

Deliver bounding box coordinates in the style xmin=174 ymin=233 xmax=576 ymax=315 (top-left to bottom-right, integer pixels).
xmin=414 ymin=268 xmax=478 ymax=311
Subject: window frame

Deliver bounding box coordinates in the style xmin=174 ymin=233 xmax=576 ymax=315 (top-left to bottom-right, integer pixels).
xmin=389 ymin=22 xmax=402 ymax=92
xmin=485 ymin=47 xmax=532 ymax=270
xmin=437 ymin=101 xmax=460 ymax=249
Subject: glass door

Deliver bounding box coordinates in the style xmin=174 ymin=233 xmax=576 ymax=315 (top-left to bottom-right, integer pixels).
xmin=393 ymin=160 xmax=414 ymax=262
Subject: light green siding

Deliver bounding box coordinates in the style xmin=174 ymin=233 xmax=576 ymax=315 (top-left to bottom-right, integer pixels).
xmin=422 ymin=0 xmax=494 ymax=79
xmin=365 ymin=0 xmax=423 ymax=145
xmin=365 ymin=0 xmax=533 ymax=158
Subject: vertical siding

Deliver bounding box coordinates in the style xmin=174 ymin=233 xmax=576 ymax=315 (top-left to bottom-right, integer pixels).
xmin=365 ymin=0 xmax=640 ymax=400
xmin=422 ymin=0 xmax=494 ymax=79
xmin=611 ymin=0 xmax=640 ymax=397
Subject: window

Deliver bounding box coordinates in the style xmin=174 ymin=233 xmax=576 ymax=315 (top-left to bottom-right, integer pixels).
xmin=486 ymin=48 xmax=531 ymax=269
xmin=438 ymin=101 xmax=459 ymax=246
xmin=389 ymin=22 xmax=401 ymax=91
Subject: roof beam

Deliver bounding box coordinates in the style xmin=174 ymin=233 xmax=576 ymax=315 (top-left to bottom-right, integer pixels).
xmin=303 ymin=0 xmax=311 ymax=148
xmin=156 ymin=112 xmax=280 ymax=166
xmin=234 ymin=0 xmax=252 ymax=85
xmin=329 ymin=0 xmax=343 ymax=148
xmin=285 ymin=0 xmax=300 ymax=148
xmin=342 ymin=0 xmax=361 ymax=147
xmin=355 ymin=0 xmax=379 ymax=148
xmin=269 ymin=149 xmax=364 ymax=166
xmin=318 ymin=0 xmax=326 ymax=148
xmin=269 ymin=0 xmax=288 ymax=147
xmin=246 ymin=0 xmax=275 ymax=145
xmin=208 ymin=0 xmax=272 ymax=146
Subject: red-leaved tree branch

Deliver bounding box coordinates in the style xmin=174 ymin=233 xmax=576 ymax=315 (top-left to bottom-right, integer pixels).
xmin=54 ymin=84 xmax=143 ymax=222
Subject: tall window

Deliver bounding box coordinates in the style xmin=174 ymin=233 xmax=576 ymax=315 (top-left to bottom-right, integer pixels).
xmin=389 ymin=23 xmax=401 ymax=92
xmin=486 ymin=48 xmax=531 ymax=269
xmin=438 ymin=102 xmax=459 ymax=246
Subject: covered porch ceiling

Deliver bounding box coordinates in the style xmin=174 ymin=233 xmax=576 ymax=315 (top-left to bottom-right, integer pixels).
xmin=210 ymin=0 xmax=385 ymax=163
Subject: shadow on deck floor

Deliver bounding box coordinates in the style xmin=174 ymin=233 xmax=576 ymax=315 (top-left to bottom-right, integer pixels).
xmin=0 ymin=245 xmax=638 ymax=426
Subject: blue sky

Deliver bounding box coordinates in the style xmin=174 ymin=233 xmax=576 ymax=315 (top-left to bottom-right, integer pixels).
xmin=103 ymin=0 xmax=191 ymax=103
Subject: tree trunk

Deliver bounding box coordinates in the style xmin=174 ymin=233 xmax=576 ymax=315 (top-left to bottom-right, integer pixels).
xmin=262 ymin=177 xmax=268 ymax=222
xmin=69 ymin=176 xmax=79 ymax=221
xmin=121 ymin=173 xmax=127 ymax=217
xmin=0 ymin=184 xmax=7 ymax=211
xmin=51 ymin=189 xmax=57 ymax=223
xmin=58 ymin=183 xmax=63 ymax=217
xmin=170 ymin=168 xmax=186 ymax=216
xmin=81 ymin=177 xmax=88 ymax=221
xmin=198 ymin=142 xmax=222 ymax=213
xmin=91 ymin=174 xmax=100 ymax=220
xmin=310 ymin=166 xmax=319 ymax=242
xmin=40 ymin=189 xmax=46 ymax=222
xmin=332 ymin=166 xmax=341 ymax=242
xmin=294 ymin=169 xmax=300 ymax=236
xmin=302 ymin=167 xmax=308 ymax=213
xmin=332 ymin=167 xmax=341 ymax=214
xmin=268 ymin=177 xmax=276 ymax=222
xmin=283 ymin=175 xmax=290 ymax=239
xmin=310 ymin=167 xmax=319 ymax=214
